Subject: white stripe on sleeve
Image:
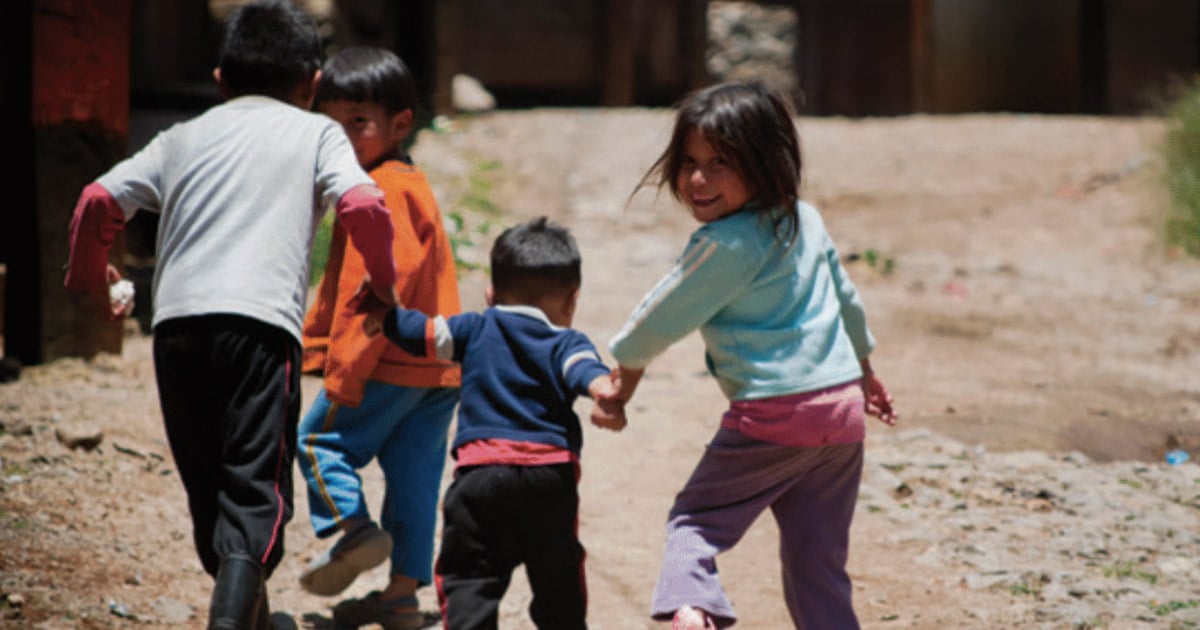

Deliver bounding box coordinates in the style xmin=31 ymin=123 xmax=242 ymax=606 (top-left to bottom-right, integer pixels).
xmin=432 ymin=315 xmax=455 ymax=361
xmin=562 ymin=350 xmax=601 ymax=380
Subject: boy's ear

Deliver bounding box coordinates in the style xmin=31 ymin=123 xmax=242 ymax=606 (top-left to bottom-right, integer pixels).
xmin=562 ymin=288 xmax=580 ymax=320
xmin=390 ymin=109 xmax=415 ymax=140
xmin=212 ymin=68 xmax=232 ymax=100
xmin=295 ymin=69 xmax=322 ymax=109
xmin=485 ymin=285 xmax=495 ymax=307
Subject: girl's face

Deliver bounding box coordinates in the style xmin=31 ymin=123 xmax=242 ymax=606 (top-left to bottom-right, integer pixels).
xmin=675 ymin=128 xmax=753 ymax=224
xmin=320 ymin=99 xmax=410 ymax=169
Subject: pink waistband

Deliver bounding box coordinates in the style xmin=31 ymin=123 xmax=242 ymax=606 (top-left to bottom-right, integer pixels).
xmin=721 ymin=382 xmax=865 ymax=447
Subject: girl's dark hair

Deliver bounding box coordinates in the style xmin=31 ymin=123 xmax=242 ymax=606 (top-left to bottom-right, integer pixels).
xmin=490 ymin=217 xmax=581 ymax=301
xmin=218 ymin=1 xmax=322 ymax=100
xmin=316 ymin=47 xmax=420 ymax=116
xmin=640 ymin=81 xmax=803 ymax=243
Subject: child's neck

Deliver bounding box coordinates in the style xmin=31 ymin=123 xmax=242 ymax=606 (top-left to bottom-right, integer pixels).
xmin=364 ymin=150 xmax=409 ymax=172
xmin=492 ymin=296 xmax=573 ymax=328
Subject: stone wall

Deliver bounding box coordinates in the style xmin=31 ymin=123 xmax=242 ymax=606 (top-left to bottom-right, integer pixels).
xmin=706 ymin=1 xmax=797 ymax=99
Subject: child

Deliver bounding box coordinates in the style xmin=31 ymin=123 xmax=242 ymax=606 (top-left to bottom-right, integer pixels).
xmin=63 ymin=3 xmax=399 ymax=628
xmin=294 ymin=47 xmax=460 ymax=630
xmin=359 ymin=216 xmax=626 ymax=629
xmin=603 ymin=81 xmax=897 ymax=629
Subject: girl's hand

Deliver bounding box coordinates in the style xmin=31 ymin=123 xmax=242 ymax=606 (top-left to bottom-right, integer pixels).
xmin=861 ymin=371 xmax=897 ymax=426
xmin=612 ymin=365 xmax=645 ymax=402
xmin=588 ymin=375 xmax=628 ymax=432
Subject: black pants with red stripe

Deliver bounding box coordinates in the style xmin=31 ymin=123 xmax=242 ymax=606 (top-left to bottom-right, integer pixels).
xmin=153 ymin=314 xmax=300 ymax=578
xmin=436 ymin=462 xmax=587 ymax=630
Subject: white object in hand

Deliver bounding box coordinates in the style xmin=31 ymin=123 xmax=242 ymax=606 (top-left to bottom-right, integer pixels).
xmin=109 ymin=279 xmax=135 ymax=316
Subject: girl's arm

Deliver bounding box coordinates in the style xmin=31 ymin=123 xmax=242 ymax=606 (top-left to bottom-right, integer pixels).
xmin=825 ymin=233 xmax=875 ymax=359
xmin=613 ymin=365 xmax=645 ymax=402
xmin=609 ymin=231 xmax=754 ymax=369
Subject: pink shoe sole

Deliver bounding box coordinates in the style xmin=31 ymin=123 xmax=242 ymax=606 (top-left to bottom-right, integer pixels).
xmin=672 ymin=605 xmax=717 ymax=630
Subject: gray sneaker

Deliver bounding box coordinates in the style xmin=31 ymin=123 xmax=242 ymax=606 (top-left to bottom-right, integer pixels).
xmin=332 ymin=592 xmax=438 ymax=630
xmin=299 ymin=524 xmax=393 ymax=596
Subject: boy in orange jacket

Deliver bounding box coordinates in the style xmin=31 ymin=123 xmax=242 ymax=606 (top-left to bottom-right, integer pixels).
xmin=295 ymin=47 xmax=460 ymax=629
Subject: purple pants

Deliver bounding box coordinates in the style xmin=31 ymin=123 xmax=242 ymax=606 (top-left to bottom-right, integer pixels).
xmin=651 ymin=429 xmax=863 ymax=629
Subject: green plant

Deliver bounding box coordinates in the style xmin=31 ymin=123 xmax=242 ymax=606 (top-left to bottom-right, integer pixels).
xmin=1104 ymin=562 xmax=1158 ymax=585
xmin=1162 ymin=82 xmax=1200 ymax=257
xmin=461 ymin=160 xmax=502 ymax=215
xmin=443 ymin=159 xmax=505 ymax=273
xmin=1008 ymin=580 xmax=1041 ymax=597
xmin=309 ymin=212 xmax=335 ymax=286
xmin=861 ymin=248 xmax=896 ymax=275
xmin=3 ymin=462 xmax=29 ymax=478
xmin=2 ymin=512 xmax=32 ymax=530
xmin=444 ymin=209 xmax=497 ymax=273
xmin=1147 ymin=599 xmax=1198 ymax=616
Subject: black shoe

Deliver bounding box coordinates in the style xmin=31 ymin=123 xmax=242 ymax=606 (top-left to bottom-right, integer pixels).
xmin=208 ymin=553 xmax=266 ymax=630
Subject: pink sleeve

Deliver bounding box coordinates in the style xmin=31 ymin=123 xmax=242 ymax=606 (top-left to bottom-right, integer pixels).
xmin=335 ymin=184 xmax=398 ymax=293
xmin=64 ymin=183 xmax=125 ymax=293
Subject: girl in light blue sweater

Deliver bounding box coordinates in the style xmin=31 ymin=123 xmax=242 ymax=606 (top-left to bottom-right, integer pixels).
xmin=604 ymin=81 xmax=897 ymax=630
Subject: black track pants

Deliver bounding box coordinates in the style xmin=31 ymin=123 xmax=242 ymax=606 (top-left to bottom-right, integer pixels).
xmin=153 ymin=314 xmax=300 ymax=578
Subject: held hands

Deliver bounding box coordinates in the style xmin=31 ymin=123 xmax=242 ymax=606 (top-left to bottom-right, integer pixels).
xmin=587 ymin=365 xmax=646 ymax=432
xmin=350 ymin=275 xmax=399 ymax=337
xmin=587 ymin=374 xmax=628 ymax=432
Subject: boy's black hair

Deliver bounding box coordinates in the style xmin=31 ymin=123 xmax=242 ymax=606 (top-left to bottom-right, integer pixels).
xmin=218 ymin=1 xmax=322 ymax=100
xmin=642 ymin=81 xmax=803 ymax=244
xmin=490 ymin=217 xmax=581 ymax=301
xmin=316 ymin=47 xmax=420 ymax=116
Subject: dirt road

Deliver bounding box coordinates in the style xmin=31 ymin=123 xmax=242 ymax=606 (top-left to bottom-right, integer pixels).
xmin=2 ymin=110 xmax=1199 ymax=628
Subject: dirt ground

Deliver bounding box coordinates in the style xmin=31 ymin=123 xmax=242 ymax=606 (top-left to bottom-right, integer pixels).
xmin=2 ymin=110 xmax=1199 ymax=629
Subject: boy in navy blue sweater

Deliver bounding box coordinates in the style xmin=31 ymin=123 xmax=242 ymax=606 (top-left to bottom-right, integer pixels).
xmin=360 ymin=216 xmax=624 ymax=629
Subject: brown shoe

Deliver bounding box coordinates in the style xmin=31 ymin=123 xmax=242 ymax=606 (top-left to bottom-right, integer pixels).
xmin=299 ymin=524 xmax=393 ymax=596
xmin=332 ymin=592 xmax=438 ymax=630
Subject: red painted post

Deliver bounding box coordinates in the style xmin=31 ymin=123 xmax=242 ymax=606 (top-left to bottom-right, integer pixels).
xmin=30 ymin=0 xmax=131 ymax=362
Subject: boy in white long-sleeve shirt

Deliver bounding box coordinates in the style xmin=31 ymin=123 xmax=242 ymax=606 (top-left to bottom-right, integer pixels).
xmin=63 ymin=3 xmax=399 ymax=627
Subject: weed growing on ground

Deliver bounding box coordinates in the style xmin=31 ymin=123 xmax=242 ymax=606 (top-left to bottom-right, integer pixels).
xmin=1146 ymin=599 xmax=1198 ymax=617
xmin=445 ymin=159 xmax=504 ymax=273
xmin=1162 ymin=82 xmax=1200 ymax=257
xmin=1104 ymin=561 xmax=1158 ymax=585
